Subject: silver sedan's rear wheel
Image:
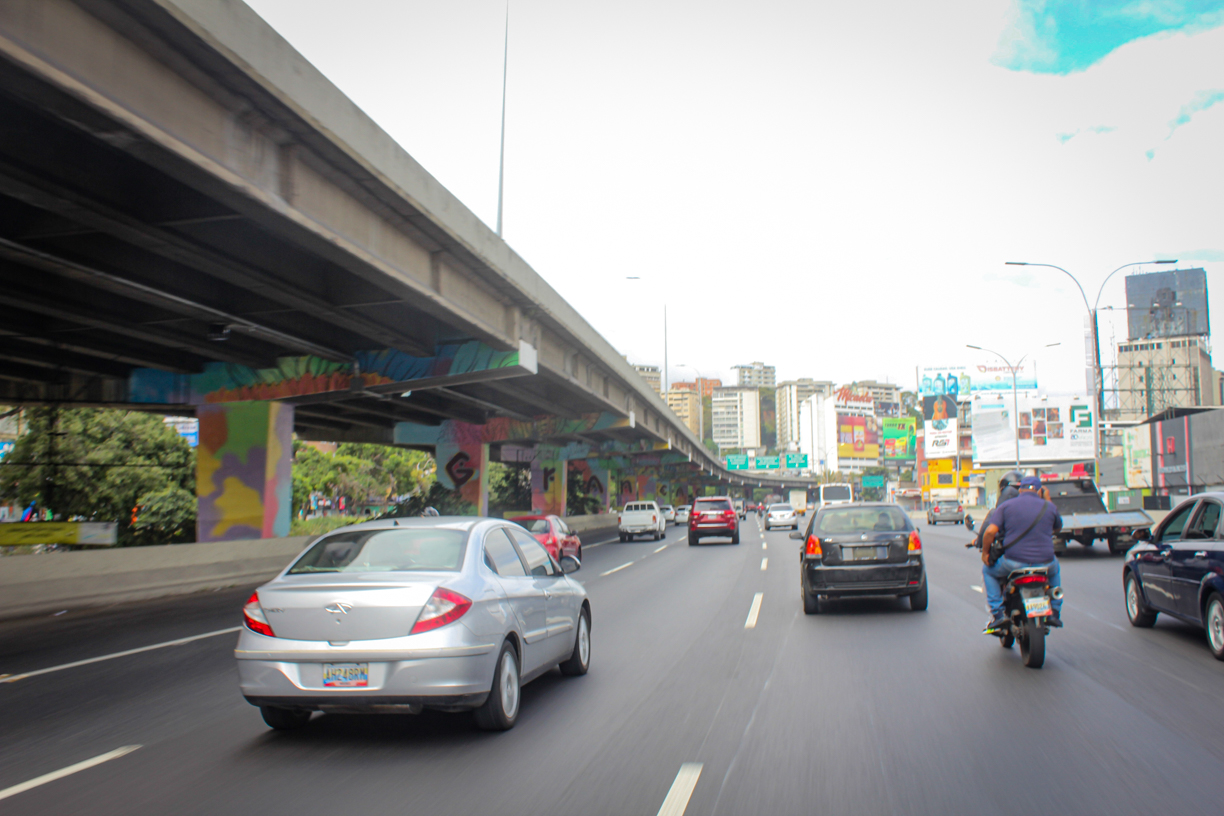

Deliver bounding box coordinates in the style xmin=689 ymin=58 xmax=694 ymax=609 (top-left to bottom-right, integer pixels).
xmin=261 ymin=706 xmax=311 ymax=731
xmin=474 ymin=641 xmax=520 ymax=731
xmin=1206 ymin=594 xmax=1224 ymax=661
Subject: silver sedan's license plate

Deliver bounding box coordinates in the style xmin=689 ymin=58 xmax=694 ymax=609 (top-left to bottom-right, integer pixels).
xmin=323 ymin=662 xmax=368 ymax=688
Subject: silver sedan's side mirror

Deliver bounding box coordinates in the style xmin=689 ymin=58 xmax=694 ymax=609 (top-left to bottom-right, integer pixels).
xmin=560 ymin=555 xmax=581 ymax=574
xmin=788 ymin=531 xmax=804 ymax=540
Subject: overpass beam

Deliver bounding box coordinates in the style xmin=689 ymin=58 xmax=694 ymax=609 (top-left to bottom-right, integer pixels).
xmin=196 ymin=401 xmax=293 ymax=541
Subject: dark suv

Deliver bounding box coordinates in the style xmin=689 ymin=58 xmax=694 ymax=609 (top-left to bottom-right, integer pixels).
xmin=688 ymin=496 xmax=739 ymax=545
xmin=792 ymin=502 xmax=927 ymax=613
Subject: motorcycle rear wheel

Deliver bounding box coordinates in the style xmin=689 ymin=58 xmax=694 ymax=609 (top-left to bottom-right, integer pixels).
xmin=1020 ymin=620 xmax=1045 ymax=668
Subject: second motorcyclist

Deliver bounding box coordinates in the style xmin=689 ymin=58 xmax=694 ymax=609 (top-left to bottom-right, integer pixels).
xmin=979 ymin=475 xmax=1064 ymax=631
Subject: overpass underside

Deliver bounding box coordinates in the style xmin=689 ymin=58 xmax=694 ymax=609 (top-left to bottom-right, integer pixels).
xmin=0 ymin=0 xmax=815 ymax=540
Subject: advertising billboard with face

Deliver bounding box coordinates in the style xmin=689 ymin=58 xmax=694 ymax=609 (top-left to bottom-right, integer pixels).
xmin=837 ymin=414 xmax=880 ymax=460
xmin=882 ymin=417 xmax=916 ymax=461
xmin=971 ymin=395 xmax=1095 ymax=464
xmin=922 ymin=395 xmax=957 ymax=458
xmin=919 ymin=366 xmax=970 ymax=402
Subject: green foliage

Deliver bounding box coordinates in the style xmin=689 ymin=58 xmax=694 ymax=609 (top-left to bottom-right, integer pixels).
xmin=859 ymin=466 xmax=890 ymax=501
xmin=0 ymin=407 xmax=194 ymax=546
xmin=566 ymin=467 xmax=602 ymax=517
xmin=290 ymin=515 xmax=366 ymax=536
xmin=291 ymin=441 xmax=434 ymax=515
xmin=488 ymin=461 xmax=531 ymax=515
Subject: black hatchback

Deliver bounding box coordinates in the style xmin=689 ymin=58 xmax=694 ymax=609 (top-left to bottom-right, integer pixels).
xmin=791 ymin=502 xmax=927 ymax=614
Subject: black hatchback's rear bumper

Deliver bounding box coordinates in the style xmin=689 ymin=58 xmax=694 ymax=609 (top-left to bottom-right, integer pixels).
xmin=805 ymin=560 xmax=925 ymax=596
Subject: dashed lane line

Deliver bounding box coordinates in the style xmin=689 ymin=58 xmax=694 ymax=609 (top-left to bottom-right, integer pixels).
xmin=0 ymin=627 xmax=242 ymax=684
xmin=600 ymin=562 xmax=634 ymax=577
xmin=654 ymin=544 xmax=668 ymax=553
xmin=656 ymin=762 xmax=703 ymax=816
xmin=744 ymin=592 xmax=764 ymax=629
xmin=762 ymin=541 xmax=767 ymax=550
xmin=0 ymin=745 xmax=141 ymax=802
xmin=971 ymin=585 xmax=984 ymax=594
xmin=760 ymin=558 xmax=768 ymax=571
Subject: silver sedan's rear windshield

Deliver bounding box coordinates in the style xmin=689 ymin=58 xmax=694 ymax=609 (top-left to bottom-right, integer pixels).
xmin=772 ymin=505 xmax=793 ymax=512
xmin=817 ymin=507 xmax=910 ymax=534
xmin=288 ymin=528 xmax=468 ymax=574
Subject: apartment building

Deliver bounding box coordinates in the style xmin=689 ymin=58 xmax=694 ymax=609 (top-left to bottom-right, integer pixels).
xmin=1113 ymin=336 xmax=1217 ymax=420
xmin=666 ymin=389 xmax=702 ymax=437
xmin=632 ymin=364 xmax=662 ymax=396
xmin=712 ymin=386 xmax=761 ymax=450
xmin=777 ymin=379 xmax=834 ymax=450
xmin=853 ymin=379 xmax=902 ymax=406
xmin=733 ymin=361 xmax=776 ymax=389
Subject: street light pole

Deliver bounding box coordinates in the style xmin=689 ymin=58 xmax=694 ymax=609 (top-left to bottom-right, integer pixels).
xmin=967 ymin=344 xmax=1061 ymax=469
xmin=1004 ymin=260 xmax=1176 ymax=466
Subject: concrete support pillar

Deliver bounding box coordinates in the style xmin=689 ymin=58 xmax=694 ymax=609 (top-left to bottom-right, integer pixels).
xmin=436 ymin=439 xmax=490 ymax=516
xmin=568 ymin=459 xmax=610 ymax=513
xmin=531 ymin=447 xmax=566 ymax=516
xmin=196 ymin=401 xmax=294 ymax=541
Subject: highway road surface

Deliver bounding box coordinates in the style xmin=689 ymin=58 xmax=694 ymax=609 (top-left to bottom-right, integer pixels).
xmin=2 ymin=518 xmax=1222 ymax=815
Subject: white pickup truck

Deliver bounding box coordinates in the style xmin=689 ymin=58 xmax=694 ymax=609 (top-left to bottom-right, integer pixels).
xmin=619 ymin=501 xmax=666 ymax=541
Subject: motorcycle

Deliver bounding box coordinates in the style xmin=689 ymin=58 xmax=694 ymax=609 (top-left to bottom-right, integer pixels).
xmin=965 ymin=543 xmax=1062 ymax=669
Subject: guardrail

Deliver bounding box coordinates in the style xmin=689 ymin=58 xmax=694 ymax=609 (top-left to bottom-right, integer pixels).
xmin=0 ymin=514 xmax=621 ymax=621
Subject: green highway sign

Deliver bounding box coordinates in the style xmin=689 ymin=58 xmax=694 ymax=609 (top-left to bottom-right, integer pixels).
xmin=752 ymin=455 xmax=781 ymax=470
xmin=861 ymin=474 xmax=885 ymax=488
xmin=784 ymin=453 xmax=809 ymax=469
xmin=725 ymin=454 xmax=750 ymax=470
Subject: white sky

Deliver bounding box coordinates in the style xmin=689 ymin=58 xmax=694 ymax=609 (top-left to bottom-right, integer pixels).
xmin=244 ymin=0 xmax=1223 ymax=395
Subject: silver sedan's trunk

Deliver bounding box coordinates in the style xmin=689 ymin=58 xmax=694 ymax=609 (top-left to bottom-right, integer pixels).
xmin=258 ymin=574 xmax=442 ymax=641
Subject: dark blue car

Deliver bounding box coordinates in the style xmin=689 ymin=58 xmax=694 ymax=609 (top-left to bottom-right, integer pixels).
xmin=1123 ymin=492 xmax=1224 ymax=660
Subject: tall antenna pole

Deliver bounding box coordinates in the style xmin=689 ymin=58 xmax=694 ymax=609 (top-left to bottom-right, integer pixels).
xmin=496 ymin=1 xmax=509 ymax=237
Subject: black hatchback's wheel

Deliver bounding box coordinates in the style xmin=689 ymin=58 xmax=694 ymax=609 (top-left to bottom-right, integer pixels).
xmin=1125 ymin=572 xmax=1158 ymax=628
xmin=559 ymin=607 xmax=591 ymax=676
xmin=908 ymin=578 xmax=929 ymax=611
xmin=474 ymin=641 xmax=520 ymax=731
xmin=1205 ymin=593 xmax=1224 ymax=661
xmin=1020 ymin=620 xmax=1045 ymax=668
xmin=801 ymin=575 xmax=820 ymax=615
xmin=261 ymin=706 xmax=311 ymax=731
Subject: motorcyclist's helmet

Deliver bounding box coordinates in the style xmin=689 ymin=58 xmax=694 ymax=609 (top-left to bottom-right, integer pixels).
xmin=998 ymin=470 xmax=1023 ymax=490
xmin=421 ymin=506 xmax=440 ymax=517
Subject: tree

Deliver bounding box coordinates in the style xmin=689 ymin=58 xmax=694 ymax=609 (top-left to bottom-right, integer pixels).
xmin=0 ymin=407 xmax=195 ymax=545
xmin=291 ymin=441 xmax=434 ymax=516
xmin=488 ymin=461 xmax=531 ymax=515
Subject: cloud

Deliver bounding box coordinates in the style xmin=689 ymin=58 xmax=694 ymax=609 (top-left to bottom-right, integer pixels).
xmin=994 ymin=1 xmax=1224 ymax=74
xmin=1056 ymin=125 xmax=1118 ymax=143
xmin=1167 ymin=88 xmax=1224 ymax=136
xmin=1156 ymin=248 xmax=1224 ymax=262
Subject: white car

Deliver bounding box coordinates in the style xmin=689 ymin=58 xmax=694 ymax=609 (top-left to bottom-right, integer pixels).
xmin=764 ymin=503 xmax=798 ymax=531
xmin=660 ymin=505 xmax=676 ymax=525
xmin=675 ymin=505 xmax=691 ymax=525
xmin=619 ymin=501 xmax=665 ymax=541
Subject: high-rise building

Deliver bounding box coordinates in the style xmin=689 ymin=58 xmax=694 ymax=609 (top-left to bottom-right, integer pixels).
xmin=1112 ymin=336 xmax=1217 ymax=420
xmin=852 ymin=379 xmax=901 ymax=406
xmin=777 ymin=379 xmax=834 ymax=450
xmin=712 ymin=386 xmax=761 ymax=450
xmin=666 ymin=389 xmax=702 ymax=437
xmin=632 ymin=364 xmax=662 ymax=395
xmin=695 ymin=377 xmax=722 ymax=398
xmin=733 ymin=362 xmax=776 ymax=389
xmin=671 ymin=381 xmax=698 ymax=393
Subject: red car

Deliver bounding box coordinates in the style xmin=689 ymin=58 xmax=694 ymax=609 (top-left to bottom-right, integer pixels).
xmin=514 ymin=514 xmax=583 ymax=562
xmin=688 ymin=496 xmax=740 ymax=545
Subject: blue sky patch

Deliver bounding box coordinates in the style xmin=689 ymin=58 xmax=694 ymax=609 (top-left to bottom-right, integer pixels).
xmin=995 ymin=1 xmax=1224 ymax=74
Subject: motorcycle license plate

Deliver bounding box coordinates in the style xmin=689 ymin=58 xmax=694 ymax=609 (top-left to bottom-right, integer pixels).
xmin=1020 ymin=590 xmax=1051 ymax=618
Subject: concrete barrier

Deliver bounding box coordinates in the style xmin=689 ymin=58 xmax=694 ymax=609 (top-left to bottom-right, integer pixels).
xmin=0 ymin=536 xmax=312 ymax=622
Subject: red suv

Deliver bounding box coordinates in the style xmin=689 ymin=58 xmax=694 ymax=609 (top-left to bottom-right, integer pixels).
xmin=688 ymin=496 xmax=740 ymax=545
xmin=513 ymin=514 xmax=583 ymax=561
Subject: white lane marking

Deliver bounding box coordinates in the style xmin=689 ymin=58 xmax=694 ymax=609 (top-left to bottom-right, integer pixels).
xmin=761 ymin=541 xmax=767 ymax=550
xmin=654 ymin=544 xmax=668 ymax=553
xmin=600 ymin=562 xmax=633 ymax=577
xmin=744 ymin=592 xmax=764 ymax=629
xmin=760 ymin=558 xmax=768 ymax=571
xmin=971 ymin=585 xmax=984 ymax=594
xmin=0 ymin=745 xmax=141 ymax=802
xmin=656 ymin=762 xmax=703 ymax=816
xmin=0 ymin=627 xmax=242 ymax=684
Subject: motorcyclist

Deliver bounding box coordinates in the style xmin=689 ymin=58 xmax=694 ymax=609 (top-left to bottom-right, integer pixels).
xmin=979 ymin=475 xmax=1063 ymax=631
xmin=972 ymin=469 xmax=1022 ymax=551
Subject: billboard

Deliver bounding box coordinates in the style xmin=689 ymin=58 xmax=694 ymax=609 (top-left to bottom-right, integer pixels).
xmin=1123 ymin=425 xmax=1152 ymax=488
xmin=1125 ymin=267 xmax=1208 ymax=340
xmin=971 ymin=395 xmax=1095 ymax=464
xmin=919 ymin=366 xmax=970 ymax=401
xmin=922 ymin=395 xmax=957 ymax=459
xmin=968 ymin=361 xmax=1037 ymax=393
xmin=882 ymin=417 xmax=916 ymax=461
xmin=837 ymin=414 xmax=880 ymax=460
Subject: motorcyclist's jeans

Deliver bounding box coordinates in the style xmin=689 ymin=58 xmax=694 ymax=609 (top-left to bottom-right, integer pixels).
xmin=983 ymin=555 xmax=1062 ymax=618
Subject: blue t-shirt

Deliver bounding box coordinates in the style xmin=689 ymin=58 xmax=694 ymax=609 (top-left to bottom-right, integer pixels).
xmin=994 ymin=491 xmax=1062 ymax=563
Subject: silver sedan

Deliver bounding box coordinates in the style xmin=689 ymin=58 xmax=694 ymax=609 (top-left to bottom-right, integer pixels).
xmin=764 ymin=504 xmax=798 ymax=530
xmin=235 ymin=517 xmax=591 ymax=732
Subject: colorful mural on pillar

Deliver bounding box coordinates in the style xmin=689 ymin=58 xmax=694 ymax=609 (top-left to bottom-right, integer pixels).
xmin=128 ymin=340 xmax=535 ymax=405
xmin=531 ymin=451 xmax=566 ymax=516
xmin=436 ymin=441 xmax=489 ymax=516
xmin=196 ymin=401 xmax=293 ymax=541
xmin=568 ymin=460 xmax=610 ymax=511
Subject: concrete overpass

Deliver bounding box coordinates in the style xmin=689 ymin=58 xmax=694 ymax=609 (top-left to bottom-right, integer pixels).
xmin=0 ymin=0 xmax=818 ymax=539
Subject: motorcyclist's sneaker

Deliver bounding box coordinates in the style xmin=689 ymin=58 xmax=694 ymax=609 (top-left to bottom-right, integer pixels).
xmin=1047 ymin=613 xmax=1063 ymax=628
xmin=982 ymin=614 xmax=1009 ymax=635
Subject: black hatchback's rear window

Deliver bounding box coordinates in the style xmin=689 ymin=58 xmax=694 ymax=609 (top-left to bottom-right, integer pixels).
xmin=817 ymin=507 xmax=910 ymax=534
xmin=695 ymin=499 xmax=732 ymax=511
